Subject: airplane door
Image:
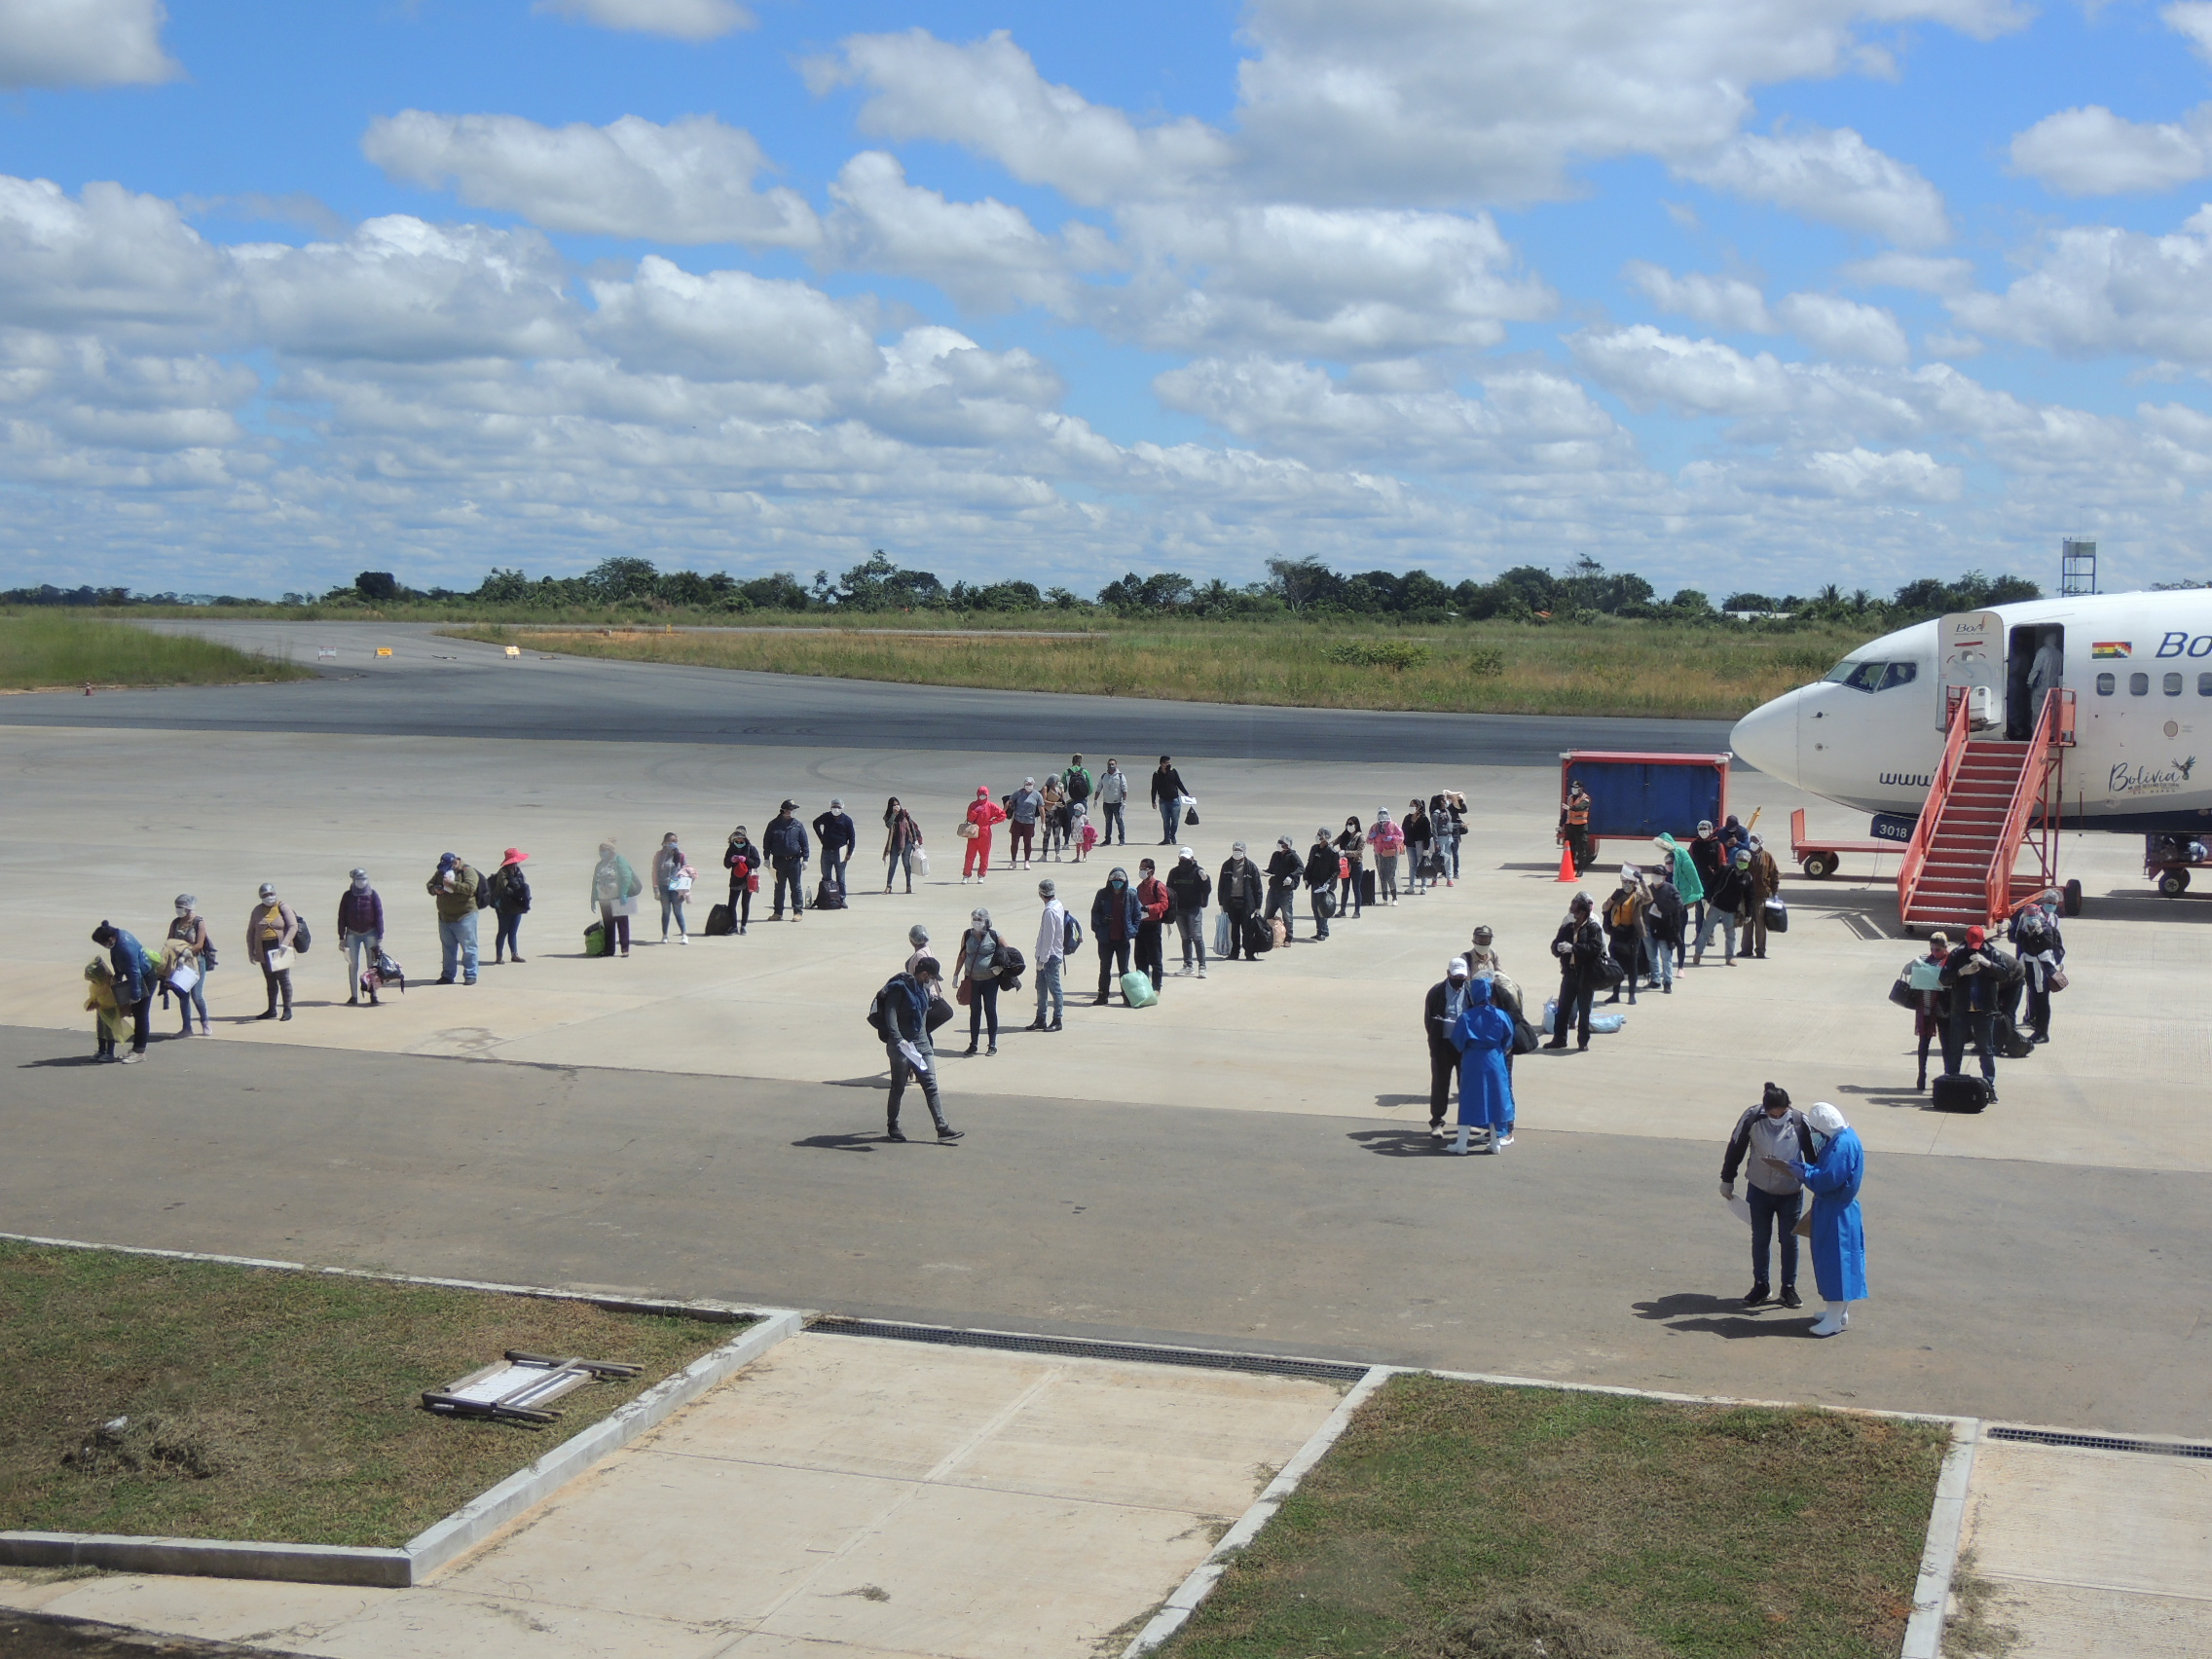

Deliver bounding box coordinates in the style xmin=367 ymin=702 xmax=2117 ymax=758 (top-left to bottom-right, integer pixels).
xmin=1937 ymin=610 xmax=2005 ymax=730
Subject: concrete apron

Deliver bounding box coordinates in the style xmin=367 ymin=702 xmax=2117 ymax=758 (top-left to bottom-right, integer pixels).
xmin=5 ymin=723 xmax=2207 ymax=1176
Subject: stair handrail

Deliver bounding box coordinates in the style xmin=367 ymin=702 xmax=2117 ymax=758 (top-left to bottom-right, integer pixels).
xmin=1986 ymin=687 xmax=2071 ymax=920
xmin=1897 ymin=691 xmax=1975 ymax=924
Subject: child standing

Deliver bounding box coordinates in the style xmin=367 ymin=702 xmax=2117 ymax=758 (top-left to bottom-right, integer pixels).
xmin=1073 ymin=802 xmax=1097 ymax=863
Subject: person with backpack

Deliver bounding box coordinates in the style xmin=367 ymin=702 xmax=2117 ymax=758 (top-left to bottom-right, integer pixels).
xmin=1304 ymin=829 xmax=1339 ymax=941
xmin=1938 ymin=926 xmax=2006 ymax=1102
xmin=1367 ymin=809 xmax=1406 ymax=905
xmin=1542 ymin=894 xmax=1605 ymax=1051
xmin=1263 ymin=836 xmax=1302 ymax=943
xmin=873 ymin=957 xmax=962 ymax=1143
xmin=653 ymin=831 xmax=693 ymax=944
xmin=763 ymin=800 xmax=810 ymax=918
xmin=956 ymin=907 xmax=1005 ymax=1054
xmin=880 ymin=800 xmax=920 ymax=896
xmin=1097 ymin=758 xmax=1129 ymax=845
xmin=1743 ymin=834 xmax=1781 ymax=960
xmin=812 ymin=799 xmax=857 ymax=898
xmin=960 ymin=786 xmax=1006 ymax=883
xmin=1006 ymin=779 xmax=1044 ymax=869
xmin=1134 ymin=857 xmax=1172 ymax=990
xmin=1642 ymin=866 xmax=1682 ymax=994
xmin=1403 ymin=799 xmax=1434 ymax=896
xmin=1719 ymin=1083 xmax=1816 ymax=1309
xmin=1090 ymin=867 xmax=1142 ymax=1003
xmin=248 ymin=881 xmax=300 ymax=1018
xmin=1692 ymin=848 xmax=1749 ymax=966
xmin=1601 ymin=866 xmax=1647 ymax=1006
xmin=1166 ymin=847 xmax=1211 ymax=977
xmin=1217 ymin=842 xmax=1264 ymax=961
xmin=339 ymin=867 xmax=387 ymax=1000
xmin=426 ymin=853 xmax=482 ymax=983
xmin=1333 ymin=817 xmax=1366 ymax=918
xmin=1433 ymin=792 xmax=1467 ymax=885
xmin=1039 ymin=774 xmax=1068 ymax=861
xmin=2009 ymin=891 xmax=2064 ymax=1044
xmin=1150 ymin=756 xmax=1190 ymax=844
xmin=487 ymin=851 xmax=530 ymax=965
xmin=589 ymin=839 xmax=640 ymax=958
xmin=166 ymin=894 xmax=213 ymax=1035
xmin=1062 ymin=754 xmax=1094 ymax=817
xmin=1029 ymin=877 xmax=1070 ymax=1031
xmin=724 ymin=827 xmax=760 ymax=933
xmin=90 ymin=921 xmax=155 ymax=1060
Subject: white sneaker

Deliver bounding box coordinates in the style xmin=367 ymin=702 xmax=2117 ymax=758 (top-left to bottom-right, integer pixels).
xmin=679 ymin=935 xmax=689 ymax=945
xmin=1496 ymin=1131 xmax=1514 ymax=1148
xmin=1175 ymin=966 xmax=1193 ymax=977
xmin=1198 ymin=966 xmax=1208 ymax=978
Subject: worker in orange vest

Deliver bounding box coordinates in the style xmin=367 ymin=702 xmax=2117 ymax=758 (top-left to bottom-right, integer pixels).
xmin=1558 ymin=781 xmax=1593 ymax=877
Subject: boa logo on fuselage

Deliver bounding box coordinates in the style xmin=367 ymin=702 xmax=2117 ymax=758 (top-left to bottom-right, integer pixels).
xmin=2111 ymin=757 xmax=2198 ymax=796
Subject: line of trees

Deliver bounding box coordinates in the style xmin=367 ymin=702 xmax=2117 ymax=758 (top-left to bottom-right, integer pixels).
xmin=5 ymin=554 xmax=2044 ymax=627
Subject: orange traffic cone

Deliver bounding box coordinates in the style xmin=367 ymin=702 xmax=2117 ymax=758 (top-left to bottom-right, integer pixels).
xmin=1556 ymin=844 xmax=1577 ymax=882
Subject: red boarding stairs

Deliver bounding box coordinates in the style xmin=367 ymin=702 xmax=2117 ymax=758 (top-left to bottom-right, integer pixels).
xmin=1897 ymin=687 xmax=2075 ymax=934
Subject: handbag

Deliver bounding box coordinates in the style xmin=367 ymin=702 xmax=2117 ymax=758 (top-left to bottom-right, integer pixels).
xmin=957 ymin=820 xmax=979 ymax=839
xmin=291 ymin=919 xmax=312 ymax=954
xmin=926 ymin=996 xmax=955 ymax=1032
xmin=1887 ymin=974 xmax=1919 ymax=1010
xmin=1597 ymin=954 xmax=1626 ymax=986
xmin=910 ymin=847 xmax=930 ymax=877
xmin=1512 ymin=1015 xmax=1541 ymax=1055
xmin=955 ymin=977 xmax=973 ymax=1006
xmin=2047 ymin=966 xmax=2068 ymax=992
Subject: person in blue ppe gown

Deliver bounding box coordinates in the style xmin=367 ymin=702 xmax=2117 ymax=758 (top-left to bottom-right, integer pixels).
xmin=1793 ymin=1101 xmax=1866 ymax=1335
xmin=1447 ymin=977 xmax=1517 ymax=1157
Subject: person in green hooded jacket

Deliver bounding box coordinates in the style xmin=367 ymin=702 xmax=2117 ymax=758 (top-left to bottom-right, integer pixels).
xmin=1654 ymin=832 xmax=1705 ymax=972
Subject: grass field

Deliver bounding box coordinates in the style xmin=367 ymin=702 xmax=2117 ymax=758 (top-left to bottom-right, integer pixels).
xmin=1160 ymin=1373 xmax=1948 ymax=1659
xmin=0 ymin=1242 xmax=735 ymax=1548
xmin=451 ymin=620 xmax=1861 ymax=719
xmin=0 ymin=616 xmax=310 ymax=692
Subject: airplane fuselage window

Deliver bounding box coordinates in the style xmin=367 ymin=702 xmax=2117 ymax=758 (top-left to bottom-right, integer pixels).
xmin=2097 ymin=673 xmax=2117 ymax=696
xmin=2200 ymin=672 xmax=2212 ymax=696
xmin=2131 ymin=673 xmax=2151 ymax=695
xmin=2166 ymin=672 xmax=2185 ymax=695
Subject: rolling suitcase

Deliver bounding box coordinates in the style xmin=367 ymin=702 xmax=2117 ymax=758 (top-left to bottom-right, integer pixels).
xmin=1359 ymin=868 xmax=1377 ymax=906
xmin=704 ymin=903 xmax=735 ymax=937
xmin=1931 ymin=1073 xmax=1989 ymax=1113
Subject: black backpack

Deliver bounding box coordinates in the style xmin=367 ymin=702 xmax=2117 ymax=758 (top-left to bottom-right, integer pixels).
xmin=1067 ymin=771 xmax=1091 ymax=802
xmin=291 ymin=918 xmax=313 ymax=955
xmin=866 ymin=977 xmax=902 ymax=1038
xmin=473 ymin=870 xmax=492 ymax=909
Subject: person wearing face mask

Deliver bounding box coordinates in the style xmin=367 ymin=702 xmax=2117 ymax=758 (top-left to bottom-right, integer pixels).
xmin=1029 ymin=878 xmax=1068 ymax=1032
xmin=1687 ymin=820 xmax=1724 ymax=949
xmin=1719 ymin=1083 xmax=1815 ymax=1309
xmin=1692 ymin=847 xmax=1749 ymax=967
xmin=1333 ymin=817 xmax=1366 ymax=918
xmin=1304 ymin=829 xmax=1339 ymax=941
xmin=1264 ymin=836 xmax=1302 ymax=943
xmin=166 ymin=894 xmax=212 ymax=1036
xmin=1166 ymin=848 xmax=1211 ymax=977
xmin=1791 ymin=1102 xmax=1867 ymax=1337
xmin=1938 ymin=925 xmax=2005 ymax=1101
xmin=2009 ymin=890 xmax=2065 ymax=1045
xmin=247 ymin=882 xmax=298 ymax=1020
xmin=725 ymin=826 xmax=761 ymax=932
xmin=337 ymin=868 xmax=385 ymax=1005
xmin=488 ymin=850 xmax=531 ymax=964
xmin=1368 ymin=809 xmax=1405 ymax=904
xmin=1654 ymin=832 xmax=1704 ymax=972
xmin=1542 ymin=894 xmax=1604 ymax=1051
xmin=1006 ymin=779 xmax=1044 ymax=870
xmin=426 ymin=851 xmax=482 ymax=983
xmin=880 ymin=800 xmax=920 ymax=896
xmin=90 ymin=921 xmax=155 ymax=1061
xmin=1134 ymin=858 xmax=1172 ymax=991
xmin=1097 ymin=758 xmax=1128 ymax=845
xmin=1091 ymin=866 xmax=1142 ymax=1004
xmin=957 ymin=906 xmax=1004 ymax=1055
xmin=1217 ymin=842 xmax=1263 ymax=961
xmin=1423 ymin=957 xmax=1474 ymax=1139
xmin=1447 ymin=977 xmax=1517 ymax=1155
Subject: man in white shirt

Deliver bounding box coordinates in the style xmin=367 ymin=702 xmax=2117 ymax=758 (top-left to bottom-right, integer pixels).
xmin=1029 ymin=878 xmax=1068 ymax=1032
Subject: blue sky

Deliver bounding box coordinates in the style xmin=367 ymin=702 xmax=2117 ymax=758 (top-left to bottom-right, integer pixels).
xmin=3 ymin=0 xmax=2211 ymax=599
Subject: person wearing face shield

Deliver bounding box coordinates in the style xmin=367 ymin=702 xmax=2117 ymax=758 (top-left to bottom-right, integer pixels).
xmin=166 ymin=894 xmax=213 ymax=1036
xmin=1446 ymin=976 xmax=1517 ymax=1155
xmin=337 ymin=868 xmax=385 ymax=1006
xmin=1720 ymin=1083 xmax=1815 ymax=1309
xmin=1791 ymin=1102 xmax=1867 ymax=1336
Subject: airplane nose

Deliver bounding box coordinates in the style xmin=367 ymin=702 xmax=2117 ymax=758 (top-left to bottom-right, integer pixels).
xmin=1731 ymin=689 xmax=1800 ymax=786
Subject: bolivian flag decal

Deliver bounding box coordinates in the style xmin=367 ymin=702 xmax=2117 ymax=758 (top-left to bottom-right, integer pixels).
xmin=2090 ymin=641 xmax=2132 ymax=659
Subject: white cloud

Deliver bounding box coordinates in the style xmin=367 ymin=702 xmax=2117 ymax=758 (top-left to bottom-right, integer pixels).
xmin=1842 ymin=252 xmax=1974 ymax=294
xmin=1776 ymin=292 xmax=1911 ymax=364
xmin=1230 ymin=0 xmax=2021 ymax=205
xmin=363 ymin=112 xmax=819 ymax=246
xmin=1573 ymin=325 xmax=1795 ymax=416
xmin=532 ymin=0 xmax=752 ymax=44
xmin=2167 ymin=2 xmax=2212 ymax=62
xmin=1103 ymin=204 xmax=1554 ymax=357
xmin=1948 ymin=208 xmax=2212 ymax=363
xmin=235 ymin=217 xmax=577 ymax=363
xmin=824 ymin=152 xmax=1085 ymax=313
xmin=585 ymin=255 xmax=881 ymax=385
xmin=0 ymin=175 xmax=229 ymax=333
xmin=1625 ymin=263 xmax=1773 ymax=332
xmin=1679 ymin=126 xmax=1950 ymax=244
xmin=2009 ymin=104 xmax=2212 ymax=197
xmin=1776 ymin=446 xmax=1961 ymax=500
xmin=805 ymin=29 xmax=1233 ymax=206
xmin=0 ymin=0 xmax=177 ymax=89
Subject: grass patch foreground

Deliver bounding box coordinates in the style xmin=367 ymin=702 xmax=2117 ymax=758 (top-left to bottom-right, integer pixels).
xmin=451 ymin=619 xmax=1859 ymax=721
xmin=0 ymin=1241 xmax=736 ymax=1548
xmin=1161 ymin=1373 xmax=1948 ymax=1659
xmin=0 ymin=616 xmax=310 ymax=693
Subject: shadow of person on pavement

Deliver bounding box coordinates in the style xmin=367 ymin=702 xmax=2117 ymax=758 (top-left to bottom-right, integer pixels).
xmin=1346 ymin=1127 xmax=1448 ymax=1158
xmin=790 ymin=1132 xmax=882 ymax=1152
xmin=1632 ymin=1292 xmax=1821 ymax=1339
xmin=20 ymin=1052 xmax=109 ymax=1067
xmin=1372 ymin=1092 xmax=1428 ymax=1110
xmin=1836 ymin=1083 xmax=1931 ymax=1112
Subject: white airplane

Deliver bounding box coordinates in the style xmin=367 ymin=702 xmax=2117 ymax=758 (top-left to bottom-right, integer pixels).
xmin=1730 ymin=591 xmax=2212 ymax=889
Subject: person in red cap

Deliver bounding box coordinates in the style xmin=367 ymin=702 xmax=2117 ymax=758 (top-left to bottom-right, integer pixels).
xmin=1936 ymin=924 xmax=2005 ymax=1100
xmin=489 ymin=848 xmax=532 ymax=964
xmin=961 ymin=786 xmax=1006 ymax=884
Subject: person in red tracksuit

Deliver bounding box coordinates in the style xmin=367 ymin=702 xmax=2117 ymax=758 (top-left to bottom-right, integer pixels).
xmin=962 ymin=786 xmax=1007 ymax=883
xmin=1134 ymin=858 xmax=1172 ymax=991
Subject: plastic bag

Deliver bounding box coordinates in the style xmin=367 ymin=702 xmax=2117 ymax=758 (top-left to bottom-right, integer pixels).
xmin=1589 ymin=1011 xmax=1625 ymax=1034
xmin=910 ymin=846 xmax=929 ymax=878
xmin=1121 ymin=970 xmax=1159 ymax=1008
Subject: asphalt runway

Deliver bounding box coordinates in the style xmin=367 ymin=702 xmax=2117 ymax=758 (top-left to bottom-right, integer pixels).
xmin=8 ymin=1025 xmax=2206 ymax=1438
xmin=3 ymin=620 xmax=1739 ymax=763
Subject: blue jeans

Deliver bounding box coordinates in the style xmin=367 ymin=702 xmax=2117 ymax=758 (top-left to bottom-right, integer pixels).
xmin=773 ymin=862 xmax=805 ymax=915
xmin=1309 ymin=885 xmax=1330 ymax=940
xmin=1693 ymin=910 xmax=1737 ymax=962
xmin=438 ymin=913 xmax=479 ymax=980
xmin=344 ymin=929 xmax=379 ymax=998
xmin=1102 ymin=802 xmax=1125 ymax=843
xmin=1035 ymin=957 xmax=1063 ymax=1023
xmin=822 ymin=849 xmax=848 ymax=894
xmin=1159 ymin=798 xmax=1179 ymax=841
xmin=1746 ymin=1185 xmax=1801 ymax=1291
xmin=495 ymin=909 xmax=522 ymax=959
xmin=1264 ymin=886 xmax=1295 ymax=940
xmin=659 ymin=892 xmax=689 ymax=939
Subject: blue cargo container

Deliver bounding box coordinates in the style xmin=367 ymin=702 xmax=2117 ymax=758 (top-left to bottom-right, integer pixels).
xmin=1559 ymin=751 xmax=1732 ymax=860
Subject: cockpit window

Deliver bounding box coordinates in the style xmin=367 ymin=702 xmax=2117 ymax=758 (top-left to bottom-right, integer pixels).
xmin=1824 ymin=659 xmax=1914 ymax=692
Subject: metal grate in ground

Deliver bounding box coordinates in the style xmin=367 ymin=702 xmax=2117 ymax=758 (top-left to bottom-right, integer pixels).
xmin=806 ymin=1316 xmax=1372 ymax=1382
xmin=1987 ymin=1424 xmax=2212 ymax=1460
